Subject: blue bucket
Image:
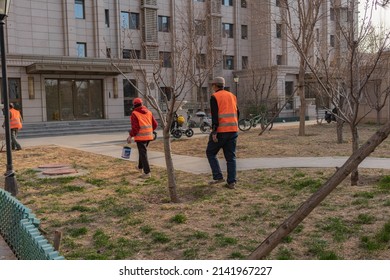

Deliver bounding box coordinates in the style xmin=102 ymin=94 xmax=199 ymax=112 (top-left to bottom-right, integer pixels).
xmin=121 ymin=145 xmax=132 ymax=159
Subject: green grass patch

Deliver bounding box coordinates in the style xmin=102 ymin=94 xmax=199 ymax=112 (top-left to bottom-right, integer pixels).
xmin=356 ymin=213 xmax=376 ymax=224
xmin=170 ymin=213 xmax=187 ymax=224
xmin=360 ymin=221 xmax=390 ymax=251
xmin=290 ymin=178 xmax=322 ymax=191
xmin=151 ymin=231 xmax=171 ymax=243
xmin=321 ymin=217 xmax=351 ymax=242
xmin=68 ymin=227 xmax=88 ymax=237
xmin=377 ymin=176 xmax=390 ymax=191
xmin=215 ymin=234 xmax=238 ymax=247
xmin=93 ymin=229 xmax=111 ymax=248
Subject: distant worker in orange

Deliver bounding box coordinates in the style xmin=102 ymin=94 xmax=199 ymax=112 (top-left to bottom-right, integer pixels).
xmin=206 ymin=77 xmax=239 ymax=189
xmin=2 ymin=103 xmax=23 ymax=151
xmin=127 ymin=97 xmax=158 ymax=178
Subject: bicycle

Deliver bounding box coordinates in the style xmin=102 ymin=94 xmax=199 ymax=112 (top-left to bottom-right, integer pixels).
xmin=238 ymin=113 xmax=273 ymax=131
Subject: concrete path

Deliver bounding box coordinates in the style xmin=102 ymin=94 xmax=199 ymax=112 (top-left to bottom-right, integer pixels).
xmin=18 ymin=126 xmax=390 ymax=173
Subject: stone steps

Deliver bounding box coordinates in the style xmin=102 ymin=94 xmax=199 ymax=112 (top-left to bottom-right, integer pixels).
xmin=18 ymin=119 xmax=131 ymax=138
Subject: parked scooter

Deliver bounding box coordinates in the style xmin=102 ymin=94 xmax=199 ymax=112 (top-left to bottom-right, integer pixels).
xmin=324 ymin=108 xmax=337 ymax=123
xmin=195 ymin=111 xmax=212 ymax=134
xmin=170 ymin=112 xmax=194 ymax=139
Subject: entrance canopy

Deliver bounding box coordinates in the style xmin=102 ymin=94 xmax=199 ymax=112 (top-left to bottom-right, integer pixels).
xmin=25 ymin=58 xmax=133 ymax=75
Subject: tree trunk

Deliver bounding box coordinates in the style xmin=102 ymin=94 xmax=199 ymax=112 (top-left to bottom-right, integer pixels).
xmin=350 ymin=124 xmax=359 ymax=186
xmin=298 ymin=59 xmax=306 ymax=136
xmin=247 ymin=121 xmax=390 ymax=260
xmin=336 ymin=119 xmax=343 ymax=144
xmin=162 ymin=127 xmax=179 ymax=203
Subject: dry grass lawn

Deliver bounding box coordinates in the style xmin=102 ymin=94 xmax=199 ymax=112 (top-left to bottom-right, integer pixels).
xmin=2 ymin=122 xmax=390 ymax=260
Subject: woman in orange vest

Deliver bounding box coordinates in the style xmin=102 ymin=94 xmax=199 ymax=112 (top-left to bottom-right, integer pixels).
xmin=127 ymin=98 xmax=158 ymax=178
xmin=8 ymin=103 xmax=23 ymax=151
xmin=206 ymin=77 xmax=239 ymax=189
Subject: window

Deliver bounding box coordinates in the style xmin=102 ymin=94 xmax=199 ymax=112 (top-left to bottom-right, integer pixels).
xmin=330 ymin=35 xmax=335 ymax=47
xmin=158 ymin=16 xmax=170 ymax=32
xmin=242 ymin=56 xmax=248 ymax=69
xmin=121 ymin=12 xmax=129 ymax=28
xmin=160 ymin=87 xmax=172 ymax=101
xmin=105 ymin=9 xmax=110 ymax=27
xmin=106 ymin=48 xmax=111 ymax=58
xmin=130 ymin=13 xmax=140 ymax=29
xmin=276 ymin=55 xmax=282 ymax=65
xmin=196 ymin=54 xmax=207 ymax=69
xmin=285 ymin=81 xmax=294 ymax=110
xmin=241 ymin=0 xmax=247 ymax=8
xmin=197 ymin=87 xmax=208 ymax=103
xmin=77 ymin=42 xmax=86 ymax=57
xmin=276 ymin=0 xmax=280 ymax=7
xmin=330 ymin=8 xmax=335 ymax=21
xmin=276 ymin=24 xmax=282 ymax=38
xmin=75 ymin=0 xmax=85 ymax=19
xmin=316 ymin=28 xmax=319 ymax=42
xmin=223 ymin=23 xmax=234 ymax=38
xmin=223 ymin=55 xmax=234 ymax=70
xmin=121 ymin=12 xmax=139 ymax=29
xmin=241 ymin=25 xmax=248 ymax=39
xmin=195 ymin=20 xmax=206 ymax=36
xmin=195 ymin=0 xmax=205 ymax=2
xmin=160 ymin=52 xmax=172 ymax=68
xmin=123 ymin=79 xmax=137 ymax=116
xmin=222 ymin=0 xmax=233 ymax=6
xmin=123 ymin=49 xmax=141 ymax=59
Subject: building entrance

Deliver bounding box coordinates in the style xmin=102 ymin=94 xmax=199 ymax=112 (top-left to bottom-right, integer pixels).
xmin=45 ymin=79 xmax=104 ymax=121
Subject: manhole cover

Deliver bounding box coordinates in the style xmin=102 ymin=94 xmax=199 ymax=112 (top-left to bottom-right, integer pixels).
xmin=42 ymin=168 xmax=78 ymax=175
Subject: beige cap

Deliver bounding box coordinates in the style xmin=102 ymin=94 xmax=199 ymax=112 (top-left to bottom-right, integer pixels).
xmin=212 ymin=77 xmax=225 ymax=87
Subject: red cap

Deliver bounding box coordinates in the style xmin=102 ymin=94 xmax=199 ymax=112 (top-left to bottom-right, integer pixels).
xmin=133 ymin=98 xmax=143 ymax=105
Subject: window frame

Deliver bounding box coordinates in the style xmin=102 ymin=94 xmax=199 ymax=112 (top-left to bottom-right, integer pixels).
xmin=75 ymin=0 xmax=85 ymax=19
xmin=159 ymin=52 xmax=172 ymax=68
xmin=223 ymin=55 xmax=234 ymax=70
xmin=222 ymin=23 xmax=234 ymax=38
xmin=76 ymin=42 xmax=87 ymax=57
xmin=158 ymin=15 xmax=170 ymax=32
xmin=276 ymin=23 xmax=282 ymax=38
xmin=222 ymin=0 xmax=233 ymax=6
xmin=241 ymin=25 xmax=248 ymax=39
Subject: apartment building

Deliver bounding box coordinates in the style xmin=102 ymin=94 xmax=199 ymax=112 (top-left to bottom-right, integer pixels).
xmin=0 ymin=0 xmax=339 ymax=124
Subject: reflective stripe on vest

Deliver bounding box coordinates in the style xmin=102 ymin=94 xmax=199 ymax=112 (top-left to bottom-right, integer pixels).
xmin=212 ymin=90 xmax=238 ymax=133
xmin=10 ymin=108 xmax=22 ymax=130
xmin=133 ymin=110 xmax=154 ymax=141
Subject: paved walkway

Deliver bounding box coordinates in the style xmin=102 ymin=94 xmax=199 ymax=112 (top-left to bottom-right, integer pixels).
xmin=2 ymin=121 xmax=390 ymax=259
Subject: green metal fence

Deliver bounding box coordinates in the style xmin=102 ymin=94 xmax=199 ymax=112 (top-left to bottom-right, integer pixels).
xmin=0 ymin=189 xmax=64 ymax=260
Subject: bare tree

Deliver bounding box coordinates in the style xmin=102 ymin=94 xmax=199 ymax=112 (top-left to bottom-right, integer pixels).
xmin=278 ymin=0 xmax=324 ymax=136
xmin=240 ymin=67 xmax=279 ymax=119
xmin=248 ymin=1 xmax=390 ymax=259
xmin=110 ymin=3 xmax=220 ymax=202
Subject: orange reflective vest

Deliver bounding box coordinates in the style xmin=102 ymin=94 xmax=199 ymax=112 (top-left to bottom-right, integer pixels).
xmin=10 ymin=108 xmax=23 ymax=130
xmin=212 ymin=90 xmax=238 ymax=133
xmin=132 ymin=110 xmax=154 ymax=141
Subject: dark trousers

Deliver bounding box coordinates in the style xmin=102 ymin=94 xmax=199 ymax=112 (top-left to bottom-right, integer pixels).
xmin=11 ymin=129 xmax=22 ymax=150
xmin=206 ymin=132 xmax=238 ymax=184
xmin=136 ymin=141 xmax=150 ymax=174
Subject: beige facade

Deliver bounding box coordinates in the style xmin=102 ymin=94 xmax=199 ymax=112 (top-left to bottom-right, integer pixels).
xmin=0 ymin=0 xmax=340 ymax=124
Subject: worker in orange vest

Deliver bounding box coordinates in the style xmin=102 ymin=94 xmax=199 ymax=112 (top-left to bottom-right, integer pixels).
xmin=206 ymin=77 xmax=239 ymax=189
xmin=127 ymin=97 xmax=158 ymax=178
xmin=2 ymin=103 xmax=23 ymax=150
